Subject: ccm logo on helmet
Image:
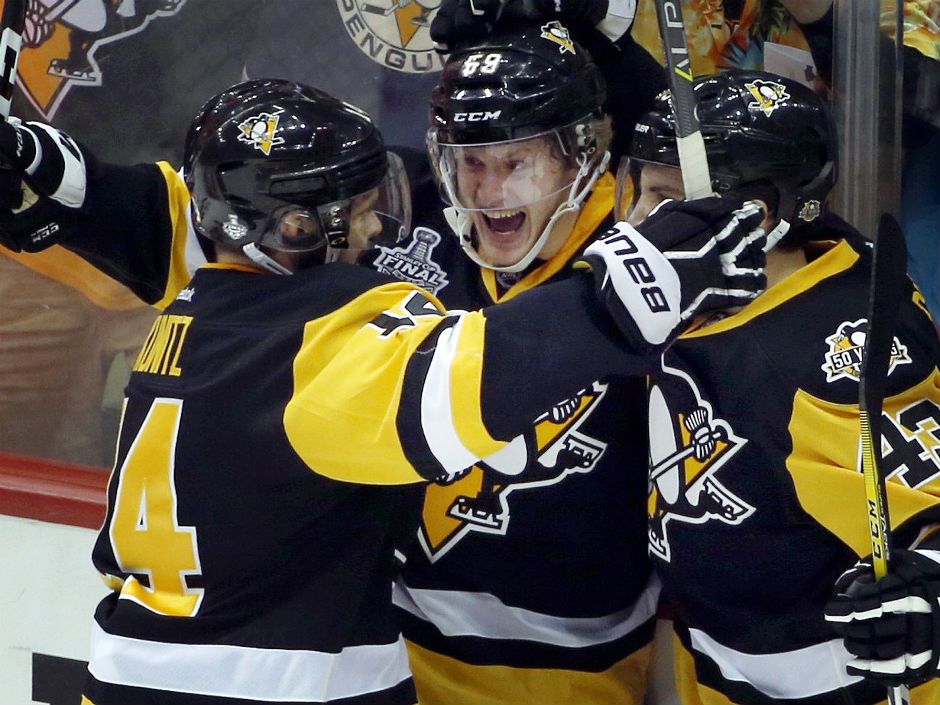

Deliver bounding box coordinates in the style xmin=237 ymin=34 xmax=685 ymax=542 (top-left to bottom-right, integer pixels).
xmin=453 ymin=111 xmax=502 ymax=122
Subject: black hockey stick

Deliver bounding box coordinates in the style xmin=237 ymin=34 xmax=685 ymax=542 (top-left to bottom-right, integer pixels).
xmin=858 ymin=213 xmax=910 ymax=705
xmin=653 ymin=0 xmax=711 ymax=199
xmin=0 ymin=0 xmax=25 ymax=120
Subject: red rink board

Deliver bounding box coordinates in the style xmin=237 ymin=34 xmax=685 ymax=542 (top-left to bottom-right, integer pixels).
xmin=0 ymin=452 xmax=108 ymax=529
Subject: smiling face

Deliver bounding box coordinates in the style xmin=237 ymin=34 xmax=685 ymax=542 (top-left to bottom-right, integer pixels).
xmin=451 ymin=136 xmax=577 ymax=267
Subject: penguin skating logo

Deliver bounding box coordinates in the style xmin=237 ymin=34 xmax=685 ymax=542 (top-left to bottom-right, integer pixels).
xmin=744 ymin=78 xmax=790 ymax=117
xmin=336 ymin=0 xmax=445 ymax=74
xmin=647 ymin=365 xmax=754 ymax=562
xmin=236 ymin=110 xmax=284 ymax=156
xmin=418 ymin=382 xmax=609 ymax=562
xmin=19 ymin=0 xmax=188 ymax=119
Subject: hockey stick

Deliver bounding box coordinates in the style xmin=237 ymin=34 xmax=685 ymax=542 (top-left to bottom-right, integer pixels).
xmin=858 ymin=213 xmax=910 ymax=705
xmin=0 ymin=0 xmax=26 ymax=119
xmin=653 ymin=0 xmax=711 ymax=200
xmin=649 ymin=427 xmax=725 ymax=484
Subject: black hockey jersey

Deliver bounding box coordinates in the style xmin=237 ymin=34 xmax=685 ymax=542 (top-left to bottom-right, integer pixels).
xmin=646 ymin=219 xmax=940 ymax=705
xmin=60 ymin=161 xmax=659 ymax=705
xmin=84 ymin=264 xmax=427 ymax=705
xmin=83 ymin=255 xmax=656 ymax=705
xmin=373 ymin=174 xmax=658 ymax=705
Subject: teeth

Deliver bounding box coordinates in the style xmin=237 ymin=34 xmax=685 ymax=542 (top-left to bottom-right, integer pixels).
xmin=486 ymin=209 xmax=523 ymax=219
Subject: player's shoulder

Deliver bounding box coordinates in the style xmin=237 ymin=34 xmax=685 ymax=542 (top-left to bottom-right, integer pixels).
xmin=169 ymin=263 xmax=412 ymax=326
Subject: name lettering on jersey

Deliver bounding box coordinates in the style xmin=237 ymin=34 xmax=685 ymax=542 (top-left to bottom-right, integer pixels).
xmin=236 ymin=110 xmax=285 ymax=156
xmin=874 ymin=398 xmax=940 ymax=490
xmin=821 ymin=319 xmax=911 ymax=383
xmin=368 ymin=290 xmax=442 ymax=338
xmin=336 ymin=1 xmax=445 ymax=74
xmin=19 ymin=1 xmax=188 ymax=120
xmin=418 ymin=382 xmax=608 ymax=562
xmin=374 ymin=227 xmax=449 ymax=295
xmin=133 ymin=314 xmax=193 ymax=377
xmin=540 ymin=21 xmax=576 ymax=55
xmin=648 ymin=364 xmax=753 ymax=562
xmin=745 ymin=79 xmax=790 ymax=117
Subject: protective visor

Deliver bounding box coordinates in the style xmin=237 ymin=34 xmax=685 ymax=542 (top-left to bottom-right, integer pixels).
xmin=428 ymin=127 xmax=582 ymax=213
xmin=259 ymin=152 xmax=411 ymax=256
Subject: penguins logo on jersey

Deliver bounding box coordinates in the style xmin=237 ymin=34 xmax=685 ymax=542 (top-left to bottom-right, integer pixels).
xmin=821 ymin=319 xmax=911 ymax=383
xmin=336 ymin=0 xmax=445 ymax=74
xmin=374 ymin=227 xmax=449 ymax=295
xmin=236 ymin=110 xmax=284 ymax=156
xmin=540 ymin=20 xmax=576 ymax=55
xmin=648 ymin=365 xmax=753 ymax=562
xmin=418 ymin=382 xmax=608 ymax=562
xmin=745 ymin=79 xmax=790 ymax=117
xmin=19 ymin=0 xmax=188 ymax=120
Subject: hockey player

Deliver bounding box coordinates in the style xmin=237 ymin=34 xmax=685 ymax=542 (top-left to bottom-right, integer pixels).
xmin=621 ymin=69 xmax=940 ymax=704
xmin=387 ymin=21 xmax=668 ymax=705
xmin=0 ymin=76 xmax=771 ymax=705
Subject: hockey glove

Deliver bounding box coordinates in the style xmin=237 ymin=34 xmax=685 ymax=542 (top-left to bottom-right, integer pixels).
xmin=532 ymin=0 xmax=609 ymax=24
xmin=430 ymin=0 xmax=609 ymax=52
xmin=430 ymin=0 xmax=509 ymax=53
xmin=825 ymin=549 xmax=940 ymax=687
xmin=574 ymin=196 xmax=766 ymax=353
xmin=0 ymin=117 xmax=88 ymax=252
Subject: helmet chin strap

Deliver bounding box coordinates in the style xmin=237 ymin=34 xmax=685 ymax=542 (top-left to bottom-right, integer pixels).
xmin=242 ymin=242 xmax=294 ymax=275
xmin=763 ymin=218 xmax=791 ymax=253
xmin=444 ymin=150 xmax=611 ymax=273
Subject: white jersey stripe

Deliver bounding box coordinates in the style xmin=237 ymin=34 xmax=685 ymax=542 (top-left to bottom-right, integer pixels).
xmin=393 ymin=575 xmax=660 ymax=648
xmin=420 ymin=315 xmax=482 ymax=476
xmin=688 ymin=627 xmax=863 ymax=698
xmin=88 ymin=621 xmax=412 ymax=702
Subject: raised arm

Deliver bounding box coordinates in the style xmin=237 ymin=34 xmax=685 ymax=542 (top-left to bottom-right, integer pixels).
xmin=0 ymin=118 xmax=206 ymax=307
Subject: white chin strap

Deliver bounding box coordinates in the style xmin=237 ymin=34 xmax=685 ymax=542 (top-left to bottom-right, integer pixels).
xmin=763 ymin=218 xmax=791 ymax=253
xmin=445 ymin=150 xmax=611 ymax=274
xmin=242 ymin=242 xmax=294 ymax=275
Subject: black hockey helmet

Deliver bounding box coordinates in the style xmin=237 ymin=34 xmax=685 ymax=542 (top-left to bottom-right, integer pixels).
xmin=184 ymin=79 xmax=410 ymax=272
xmin=622 ymin=70 xmax=837 ymax=232
xmin=426 ymin=20 xmax=611 ymax=273
xmin=428 ymin=20 xmax=607 ymax=145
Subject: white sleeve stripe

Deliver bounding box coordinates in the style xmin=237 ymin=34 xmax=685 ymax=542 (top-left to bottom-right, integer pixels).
xmin=918 ymin=549 xmax=940 ymax=566
xmin=21 ymin=125 xmax=41 ymax=176
xmin=679 ymin=287 xmax=758 ymax=321
xmin=29 ymin=122 xmax=87 ymax=208
xmin=420 ymin=314 xmax=480 ymax=477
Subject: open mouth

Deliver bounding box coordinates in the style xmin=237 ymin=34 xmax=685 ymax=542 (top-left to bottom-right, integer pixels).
xmin=483 ymin=209 xmax=526 ymax=235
